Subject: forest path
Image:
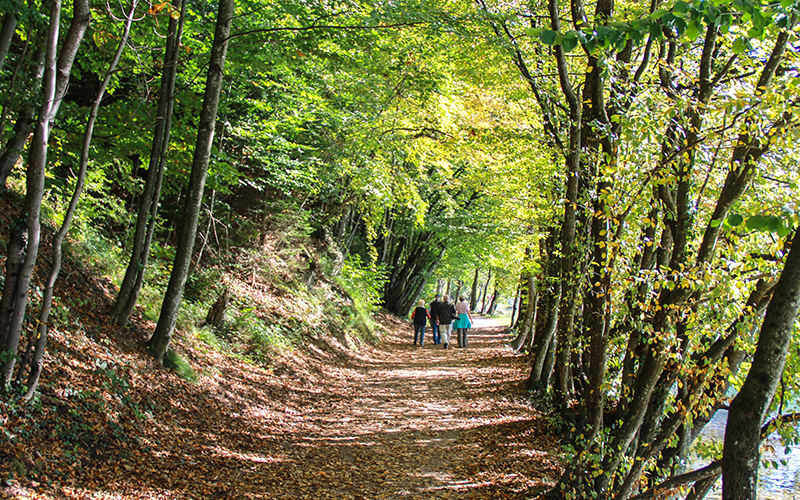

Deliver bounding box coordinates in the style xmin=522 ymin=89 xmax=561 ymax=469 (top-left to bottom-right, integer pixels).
xmin=241 ymin=315 xmax=561 ymax=499
xmin=35 ymin=315 xmax=561 ymax=500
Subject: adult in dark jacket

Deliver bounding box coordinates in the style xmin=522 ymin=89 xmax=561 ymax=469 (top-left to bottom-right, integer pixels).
xmin=437 ymin=295 xmax=457 ymax=349
xmin=411 ymin=300 xmax=429 ymax=346
xmin=429 ymin=294 xmax=441 ymax=345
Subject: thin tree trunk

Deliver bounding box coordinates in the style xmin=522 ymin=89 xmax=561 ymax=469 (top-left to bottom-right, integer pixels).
xmin=112 ymin=0 xmax=187 ymax=326
xmin=509 ymin=282 xmax=520 ymax=327
xmin=480 ymin=268 xmax=492 ymax=313
xmin=23 ymin=1 xmax=137 ymax=399
xmin=1 ymin=0 xmax=90 ymax=387
xmin=487 ymin=284 xmax=498 ymax=314
xmin=511 ymin=272 xmax=536 ymax=351
xmin=513 ymin=271 xmax=529 ymax=330
xmin=1 ymin=0 xmax=57 ymax=386
xmin=470 ymin=267 xmax=480 ymax=310
xmin=148 ymin=0 xmax=234 ymax=364
xmin=187 ymin=189 xmax=215 ymax=279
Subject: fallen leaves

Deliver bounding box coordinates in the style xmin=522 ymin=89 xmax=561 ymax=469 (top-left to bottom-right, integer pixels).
xmin=2 ymin=297 xmax=562 ymax=500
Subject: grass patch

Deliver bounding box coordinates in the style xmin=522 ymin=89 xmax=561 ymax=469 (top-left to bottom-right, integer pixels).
xmin=195 ymin=325 xmax=223 ymax=350
xmin=163 ymin=349 xmax=198 ymax=383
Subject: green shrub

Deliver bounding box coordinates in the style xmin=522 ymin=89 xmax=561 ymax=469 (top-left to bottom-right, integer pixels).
xmin=224 ymin=306 xmax=300 ymax=364
xmin=332 ymin=255 xmax=387 ymax=340
xmin=195 ymin=324 xmax=224 ymax=350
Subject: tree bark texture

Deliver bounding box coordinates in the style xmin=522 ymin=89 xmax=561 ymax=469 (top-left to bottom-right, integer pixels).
xmin=0 ymin=19 xmax=48 ymax=188
xmin=469 ymin=267 xmax=479 ymax=310
xmin=149 ymin=0 xmax=234 ymax=364
xmin=480 ymin=268 xmax=492 ymax=313
xmin=22 ymin=1 xmax=136 ymax=399
xmin=1 ymin=0 xmax=91 ymax=387
xmin=0 ymin=10 xmax=17 ymax=72
xmin=112 ymin=0 xmax=186 ymax=326
xmin=722 ymin=231 xmax=800 ymax=499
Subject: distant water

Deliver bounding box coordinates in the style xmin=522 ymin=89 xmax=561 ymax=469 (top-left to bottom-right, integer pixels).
xmin=690 ymin=410 xmax=800 ymax=499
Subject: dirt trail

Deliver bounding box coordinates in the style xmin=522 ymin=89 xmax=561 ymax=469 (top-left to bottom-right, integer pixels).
xmin=11 ymin=316 xmax=561 ymax=500
xmin=247 ymin=316 xmax=561 ymax=499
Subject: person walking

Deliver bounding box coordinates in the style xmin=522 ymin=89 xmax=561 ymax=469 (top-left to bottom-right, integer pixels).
xmin=429 ymin=294 xmax=442 ymax=345
xmin=437 ymin=295 xmax=457 ymax=349
xmin=411 ymin=300 xmax=429 ymax=346
xmin=454 ymin=295 xmax=473 ymax=348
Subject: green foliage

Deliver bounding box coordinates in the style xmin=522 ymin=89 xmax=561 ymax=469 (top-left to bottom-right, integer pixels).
xmin=62 ymin=224 xmax=126 ymax=280
xmin=175 ymin=300 xmax=209 ymax=333
xmin=163 ymin=350 xmax=199 ymax=383
xmin=329 ymin=255 xmax=388 ymax=339
xmin=336 ymin=255 xmax=387 ymax=313
xmin=526 ymin=0 xmax=796 ymax=54
xmin=224 ymin=306 xmax=300 ymax=363
xmin=194 ymin=325 xmax=224 ymax=351
xmin=185 ymin=267 xmax=226 ymax=304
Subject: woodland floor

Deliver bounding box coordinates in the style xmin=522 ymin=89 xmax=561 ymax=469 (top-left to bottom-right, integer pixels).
xmin=2 ymin=313 xmax=563 ymax=500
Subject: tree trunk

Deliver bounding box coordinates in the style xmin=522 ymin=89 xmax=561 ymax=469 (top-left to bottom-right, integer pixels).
xmin=23 ymin=1 xmax=137 ymax=399
xmin=487 ymin=284 xmax=499 ymax=314
xmin=513 ymin=271 xmax=529 ymax=330
xmin=0 ymin=0 xmax=90 ymax=387
xmin=510 ymin=271 xmax=536 ymax=351
xmin=0 ymin=11 xmax=17 ymax=72
xmin=722 ymin=230 xmax=800 ymax=499
xmin=509 ymin=282 xmax=520 ymax=327
xmin=550 ymin=0 xmax=582 ymax=411
xmin=470 ymin=267 xmax=480 ymax=310
xmin=148 ymin=0 xmax=234 ymax=364
xmin=112 ymin=0 xmax=187 ymax=326
xmin=529 ymin=279 xmax=561 ymax=388
xmin=0 ymin=24 xmax=47 ymax=188
xmin=480 ymin=268 xmax=492 ymax=313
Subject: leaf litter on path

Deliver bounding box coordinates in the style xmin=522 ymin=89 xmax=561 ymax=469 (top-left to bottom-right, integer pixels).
xmin=2 ymin=313 xmax=562 ymax=499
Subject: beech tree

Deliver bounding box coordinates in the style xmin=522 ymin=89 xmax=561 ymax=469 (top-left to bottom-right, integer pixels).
xmin=0 ymin=0 xmax=90 ymax=389
xmin=111 ymin=0 xmax=187 ymax=327
xmin=478 ymin=0 xmax=800 ymax=495
xmin=723 ymin=230 xmax=800 ymax=498
xmin=16 ymin=0 xmax=140 ymax=400
xmin=148 ymin=0 xmax=235 ymax=364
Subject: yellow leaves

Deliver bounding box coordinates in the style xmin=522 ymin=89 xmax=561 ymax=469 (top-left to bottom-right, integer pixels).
xmin=148 ymin=2 xmax=181 ymax=19
xmin=148 ymin=2 xmax=167 ymax=14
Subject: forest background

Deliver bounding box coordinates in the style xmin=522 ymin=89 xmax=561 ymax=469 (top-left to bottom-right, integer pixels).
xmin=0 ymin=0 xmax=800 ymax=498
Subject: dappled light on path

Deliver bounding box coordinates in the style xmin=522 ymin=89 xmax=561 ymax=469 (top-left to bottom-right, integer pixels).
xmin=217 ymin=315 xmax=564 ymax=499
xmin=15 ymin=315 xmax=561 ymax=499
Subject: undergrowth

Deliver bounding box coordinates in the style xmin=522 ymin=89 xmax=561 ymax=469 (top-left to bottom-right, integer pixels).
xmin=24 ymin=189 xmax=385 ymax=381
